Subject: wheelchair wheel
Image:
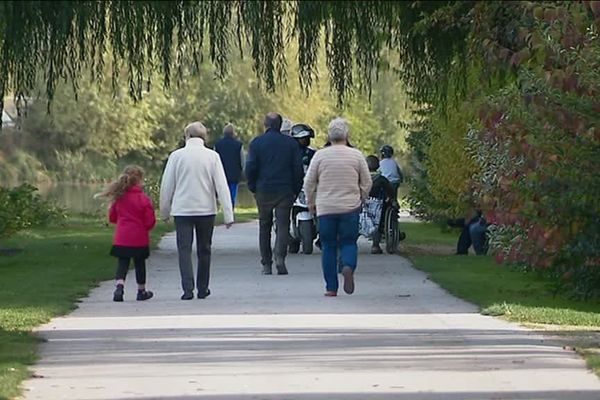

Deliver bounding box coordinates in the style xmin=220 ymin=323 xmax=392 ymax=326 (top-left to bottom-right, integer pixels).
xmin=384 ymin=206 xmax=399 ymax=254
xmin=299 ymin=220 xmax=314 ymax=255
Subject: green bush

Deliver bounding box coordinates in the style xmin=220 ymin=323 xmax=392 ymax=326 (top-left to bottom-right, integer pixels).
xmin=0 ymin=184 xmax=64 ymax=238
xmin=407 ymin=103 xmax=480 ymax=221
xmin=469 ymin=2 xmax=600 ymax=298
xmin=407 ymin=2 xmax=600 ymax=299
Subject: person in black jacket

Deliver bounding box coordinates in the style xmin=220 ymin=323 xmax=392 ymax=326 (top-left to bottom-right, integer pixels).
xmin=214 ymin=123 xmax=245 ymax=207
xmin=245 ymin=112 xmax=304 ymax=275
xmin=366 ymin=155 xmax=396 ymax=254
xmin=448 ymin=209 xmax=488 ymax=255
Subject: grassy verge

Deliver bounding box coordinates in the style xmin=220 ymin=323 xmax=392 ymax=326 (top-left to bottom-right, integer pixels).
xmin=402 ymin=221 xmax=600 ymax=375
xmin=0 ymin=208 xmax=257 ymax=399
xmin=217 ymin=207 xmax=258 ymax=225
xmin=0 ymin=217 xmax=172 ymax=399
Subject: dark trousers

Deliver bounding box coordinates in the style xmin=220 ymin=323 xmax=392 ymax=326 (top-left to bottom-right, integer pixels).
xmin=174 ymin=215 xmax=216 ymax=295
xmin=115 ymin=257 xmax=146 ymax=284
xmin=469 ymin=221 xmax=488 ymax=255
xmin=391 ymin=181 xmax=400 ymax=201
xmin=255 ymin=191 xmax=294 ymax=267
xmin=454 ymin=217 xmax=488 ymax=255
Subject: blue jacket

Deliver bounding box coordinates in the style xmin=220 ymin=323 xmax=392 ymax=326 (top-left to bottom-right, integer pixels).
xmin=245 ymin=129 xmax=304 ymax=195
xmin=215 ymin=135 xmax=243 ymax=184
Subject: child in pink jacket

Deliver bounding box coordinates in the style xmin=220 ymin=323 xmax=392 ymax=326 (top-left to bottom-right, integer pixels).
xmin=97 ymin=165 xmax=156 ymax=302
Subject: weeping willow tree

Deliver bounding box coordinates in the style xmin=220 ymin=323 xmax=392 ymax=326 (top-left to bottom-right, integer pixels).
xmin=0 ymin=0 xmax=477 ymax=123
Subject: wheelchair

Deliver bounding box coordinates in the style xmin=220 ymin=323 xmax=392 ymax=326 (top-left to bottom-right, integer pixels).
xmin=360 ymin=200 xmax=404 ymax=254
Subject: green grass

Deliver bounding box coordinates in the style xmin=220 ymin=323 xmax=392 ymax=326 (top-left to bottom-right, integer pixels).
xmin=0 ymin=209 xmax=256 ymax=399
xmin=411 ymin=255 xmax=600 ymax=326
xmin=403 ymin=221 xmax=600 ymax=375
xmin=402 ymin=221 xmax=458 ymax=247
xmin=218 ymin=207 xmax=258 ymax=224
xmin=581 ymin=349 xmax=600 ymax=376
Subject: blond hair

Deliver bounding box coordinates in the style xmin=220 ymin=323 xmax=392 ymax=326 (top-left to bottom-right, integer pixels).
xmin=95 ymin=165 xmax=144 ymax=201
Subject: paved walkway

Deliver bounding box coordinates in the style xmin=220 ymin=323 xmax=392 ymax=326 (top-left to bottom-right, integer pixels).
xmin=23 ymin=222 xmax=600 ymax=400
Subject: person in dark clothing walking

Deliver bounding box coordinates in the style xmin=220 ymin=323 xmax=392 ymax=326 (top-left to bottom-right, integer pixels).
xmin=214 ymin=123 xmax=245 ymax=207
xmin=245 ymin=112 xmax=304 ymax=275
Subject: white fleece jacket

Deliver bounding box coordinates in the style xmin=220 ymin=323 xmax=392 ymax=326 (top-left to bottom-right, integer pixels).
xmin=160 ymin=138 xmax=234 ymax=224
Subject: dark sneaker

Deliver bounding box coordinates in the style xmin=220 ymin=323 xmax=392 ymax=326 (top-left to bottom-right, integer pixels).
xmin=113 ymin=284 xmax=124 ymax=302
xmin=181 ymin=292 xmax=194 ymax=300
xmin=197 ymin=289 xmax=211 ymax=299
xmin=371 ymin=245 xmax=383 ymax=254
xmin=341 ymin=266 xmax=355 ymax=295
xmin=276 ymin=264 xmax=288 ymax=275
xmin=137 ymin=290 xmax=154 ymax=301
xmin=315 ymin=238 xmax=322 ymax=250
xmin=262 ymin=265 xmax=273 ymax=275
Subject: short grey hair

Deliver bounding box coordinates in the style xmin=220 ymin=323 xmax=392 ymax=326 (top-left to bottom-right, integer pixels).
xmin=281 ymin=118 xmax=293 ymax=134
xmin=328 ymin=117 xmax=349 ymax=143
xmin=184 ymin=121 xmax=208 ymax=140
xmin=223 ymin=123 xmax=235 ymax=136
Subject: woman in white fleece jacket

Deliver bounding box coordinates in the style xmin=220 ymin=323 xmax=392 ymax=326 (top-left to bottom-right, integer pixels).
xmin=159 ymin=121 xmax=234 ymax=300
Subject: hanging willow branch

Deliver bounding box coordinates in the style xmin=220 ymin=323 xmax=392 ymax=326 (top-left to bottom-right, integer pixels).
xmin=0 ymin=0 xmax=479 ymax=125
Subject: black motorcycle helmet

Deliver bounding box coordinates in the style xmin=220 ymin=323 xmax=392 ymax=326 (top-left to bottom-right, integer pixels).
xmin=380 ymin=144 xmax=394 ymax=158
xmin=291 ymin=123 xmax=315 ymax=139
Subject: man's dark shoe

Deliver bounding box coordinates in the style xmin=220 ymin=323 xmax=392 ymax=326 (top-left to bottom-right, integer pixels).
xmin=181 ymin=292 xmax=194 ymax=300
xmin=262 ymin=265 xmax=273 ymax=275
xmin=113 ymin=284 xmax=124 ymax=302
xmin=371 ymin=245 xmax=383 ymax=254
xmin=276 ymin=264 xmax=288 ymax=275
xmin=137 ymin=290 xmax=154 ymax=301
xmin=197 ymin=289 xmax=211 ymax=299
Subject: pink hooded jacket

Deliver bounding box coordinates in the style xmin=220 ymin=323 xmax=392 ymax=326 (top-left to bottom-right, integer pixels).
xmin=109 ymin=185 xmax=156 ymax=247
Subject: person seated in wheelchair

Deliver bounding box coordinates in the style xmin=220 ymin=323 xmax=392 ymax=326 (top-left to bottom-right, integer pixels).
xmin=366 ymin=155 xmax=398 ymax=254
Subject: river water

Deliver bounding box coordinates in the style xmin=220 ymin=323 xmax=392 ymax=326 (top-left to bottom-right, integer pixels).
xmin=37 ymin=182 xmax=409 ymax=215
xmin=37 ymin=182 xmax=257 ymax=214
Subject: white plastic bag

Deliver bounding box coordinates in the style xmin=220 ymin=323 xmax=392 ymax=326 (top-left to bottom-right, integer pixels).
xmin=359 ymin=197 xmax=383 ymax=237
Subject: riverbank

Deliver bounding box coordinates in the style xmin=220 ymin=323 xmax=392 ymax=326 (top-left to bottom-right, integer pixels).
xmin=0 ymin=210 xmax=257 ymax=399
xmin=402 ymin=222 xmax=600 ymax=376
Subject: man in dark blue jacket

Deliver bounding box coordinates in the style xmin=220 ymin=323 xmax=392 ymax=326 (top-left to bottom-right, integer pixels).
xmin=245 ymin=112 xmax=304 ymax=275
xmin=214 ymin=123 xmax=245 ymax=207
